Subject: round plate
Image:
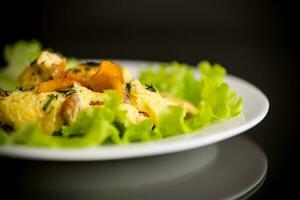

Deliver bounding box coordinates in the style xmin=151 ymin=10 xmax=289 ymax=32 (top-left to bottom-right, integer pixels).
xmin=0 ymin=60 xmax=269 ymax=161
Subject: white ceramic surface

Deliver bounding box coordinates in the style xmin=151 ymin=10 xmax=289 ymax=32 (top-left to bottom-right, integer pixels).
xmin=0 ymin=60 xmax=269 ymax=161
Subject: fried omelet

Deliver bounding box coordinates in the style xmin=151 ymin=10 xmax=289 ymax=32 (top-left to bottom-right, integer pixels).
xmin=0 ymin=51 xmax=197 ymax=135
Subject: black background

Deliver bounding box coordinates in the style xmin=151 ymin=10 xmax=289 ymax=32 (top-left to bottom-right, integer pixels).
xmin=0 ymin=0 xmax=298 ymax=199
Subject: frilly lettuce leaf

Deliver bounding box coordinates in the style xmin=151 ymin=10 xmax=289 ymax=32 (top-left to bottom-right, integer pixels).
xmin=154 ymin=105 xmax=190 ymax=137
xmin=140 ymin=62 xmax=202 ymax=105
xmin=0 ymin=128 xmax=9 ymax=144
xmin=122 ymin=119 xmax=154 ymax=142
xmin=60 ymin=90 xmax=122 ymax=146
xmin=0 ymin=40 xmax=42 ymax=90
xmin=3 ymin=40 xmax=42 ymax=76
xmin=140 ymin=61 xmax=243 ymax=130
xmin=198 ymin=61 xmax=243 ymax=121
xmin=185 ymin=101 xmax=214 ymax=129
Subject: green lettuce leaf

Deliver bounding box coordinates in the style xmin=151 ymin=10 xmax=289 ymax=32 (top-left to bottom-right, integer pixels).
xmin=8 ymin=124 xmax=54 ymax=147
xmin=0 ymin=121 xmax=120 ymax=148
xmin=140 ymin=62 xmax=202 ymax=105
xmin=61 ymin=90 xmax=122 ymax=146
xmin=0 ymin=40 xmax=42 ymax=90
xmin=0 ymin=128 xmax=9 ymax=144
xmin=140 ymin=61 xmax=243 ymax=130
xmin=155 ymin=105 xmax=190 ymax=137
xmin=198 ymin=61 xmax=243 ymax=121
xmin=122 ymin=119 xmax=154 ymax=142
xmin=185 ymin=100 xmax=214 ymax=129
xmin=61 ymin=108 xmax=120 ymax=146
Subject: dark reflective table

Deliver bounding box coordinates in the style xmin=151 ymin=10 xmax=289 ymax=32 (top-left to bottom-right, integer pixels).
xmin=0 ymin=135 xmax=267 ymax=200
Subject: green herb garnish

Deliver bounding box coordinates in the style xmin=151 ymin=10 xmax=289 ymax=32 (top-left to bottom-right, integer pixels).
xmin=56 ymin=85 xmax=75 ymax=96
xmin=30 ymin=59 xmax=37 ymax=66
xmin=0 ymin=124 xmax=14 ymax=133
xmin=81 ymin=61 xmax=100 ymax=67
xmin=15 ymin=86 xmax=23 ymax=90
xmin=0 ymin=88 xmax=11 ymax=97
xmin=43 ymin=94 xmax=58 ymax=111
xmin=125 ymin=82 xmax=131 ymax=93
xmin=145 ymin=84 xmax=156 ymax=92
xmin=52 ymin=131 xmax=63 ymax=136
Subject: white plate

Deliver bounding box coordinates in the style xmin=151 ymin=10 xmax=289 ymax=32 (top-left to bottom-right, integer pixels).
xmin=0 ymin=60 xmax=269 ymax=161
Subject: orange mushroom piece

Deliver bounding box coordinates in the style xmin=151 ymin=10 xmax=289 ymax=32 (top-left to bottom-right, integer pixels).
xmin=36 ymin=78 xmax=76 ymax=93
xmin=65 ymin=63 xmax=101 ymax=85
xmin=87 ymin=61 xmax=125 ymax=94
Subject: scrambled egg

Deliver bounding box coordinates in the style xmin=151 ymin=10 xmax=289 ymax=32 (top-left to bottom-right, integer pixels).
xmin=0 ymin=84 xmax=105 ymax=134
xmin=0 ymin=51 xmax=197 ymax=135
xmin=0 ymin=83 xmax=147 ymax=134
xmin=129 ymin=79 xmax=177 ymax=123
xmin=0 ymin=90 xmax=66 ymax=134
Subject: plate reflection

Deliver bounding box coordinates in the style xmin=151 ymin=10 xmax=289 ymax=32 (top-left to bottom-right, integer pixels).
xmin=17 ymin=144 xmax=218 ymax=199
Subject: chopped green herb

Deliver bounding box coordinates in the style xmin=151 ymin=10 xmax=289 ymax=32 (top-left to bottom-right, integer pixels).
xmin=125 ymin=82 xmax=131 ymax=93
xmin=68 ymin=133 xmax=85 ymax=138
xmin=145 ymin=84 xmax=156 ymax=92
xmin=52 ymin=131 xmax=63 ymax=136
xmin=56 ymin=85 xmax=75 ymax=96
xmin=43 ymin=94 xmax=58 ymax=111
xmin=30 ymin=59 xmax=37 ymax=66
xmin=81 ymin=61 xmax=100 ymax=67
xmin=15 ymin=86 xmax=31 ymax=91
xmin=0 ymin=88 xmax=11 ymax=97
xmin=0 ymin=124 xmax=14 ymax=133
